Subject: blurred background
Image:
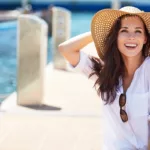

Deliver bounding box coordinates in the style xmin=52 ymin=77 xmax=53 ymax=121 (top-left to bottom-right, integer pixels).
xmin=0 ymin=0 xmax=150 ymax=101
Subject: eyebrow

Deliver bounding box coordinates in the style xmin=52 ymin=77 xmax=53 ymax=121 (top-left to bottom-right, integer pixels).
xmin=121 ymin=27 xmax=143 ymax=29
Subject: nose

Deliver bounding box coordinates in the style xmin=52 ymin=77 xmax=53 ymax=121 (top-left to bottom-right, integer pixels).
xmin=128 ymin=33 xmax=135 ymax=40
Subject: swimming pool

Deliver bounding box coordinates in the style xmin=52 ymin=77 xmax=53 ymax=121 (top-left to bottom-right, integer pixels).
xmin=0 ymin=11 xmax=95 ymax=101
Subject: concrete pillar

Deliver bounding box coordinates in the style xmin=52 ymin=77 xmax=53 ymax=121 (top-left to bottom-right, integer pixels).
xmin=21 ymin=0 xmax=28 ymax=9
xmin=52 ymin=7 xmax=71 ymax=70
xmin=111 ymin=0 xmax=121 ymax=9
xmin=17 ymin=14 xmax=48 ymax=106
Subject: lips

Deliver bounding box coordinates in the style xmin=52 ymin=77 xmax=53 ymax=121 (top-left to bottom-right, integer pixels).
xmin=124 ymin=43 xmax=137 ymax=49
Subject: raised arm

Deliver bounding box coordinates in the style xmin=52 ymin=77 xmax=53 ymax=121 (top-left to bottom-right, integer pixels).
xmin=58 ymin=32 xmax=93 ymax=66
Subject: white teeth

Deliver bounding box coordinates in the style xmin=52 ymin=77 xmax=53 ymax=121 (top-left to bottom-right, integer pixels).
xmin=125 ymin=44 xmax=137 ymax=47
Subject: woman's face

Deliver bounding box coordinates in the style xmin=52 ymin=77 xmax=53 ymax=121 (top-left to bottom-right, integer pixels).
xmin=117 ymin=16 xmax=147 ymax=58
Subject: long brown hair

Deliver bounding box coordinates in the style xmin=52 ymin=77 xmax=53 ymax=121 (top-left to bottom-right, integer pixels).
xmin=90 ymin=14 xmax=150 ymax=104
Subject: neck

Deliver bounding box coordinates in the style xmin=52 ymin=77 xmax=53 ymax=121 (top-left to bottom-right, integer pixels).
xmin=122 ymin=55 xmax=144 ymax=77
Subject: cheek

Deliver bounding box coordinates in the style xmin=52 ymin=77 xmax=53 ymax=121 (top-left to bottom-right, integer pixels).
xmin=117 ymin=36 xmax=124 ymax=48
xmin=117 ymin=33 xmax=126 ymax=41
xmin=136 ymin=34 xmax=147 ymax=43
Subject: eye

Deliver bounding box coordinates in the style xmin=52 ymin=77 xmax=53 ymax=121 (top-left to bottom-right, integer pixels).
xmin=120 ymin=30 xmax=127 ymax=33
xmin=135 ymin=30 xmax=142 ymax=33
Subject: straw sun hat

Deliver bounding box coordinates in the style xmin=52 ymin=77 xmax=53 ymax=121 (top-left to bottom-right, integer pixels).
xmin=91 ymin=6 xmax=150 ymax=59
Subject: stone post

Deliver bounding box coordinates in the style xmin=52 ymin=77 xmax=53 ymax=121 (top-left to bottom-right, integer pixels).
xmin=52 ymin=7 xmax=71 ymax=70
xmin=111 ymin=0 xmax=121 ymax=9
xmin=17 ymin=14 xmax=48 ymax=106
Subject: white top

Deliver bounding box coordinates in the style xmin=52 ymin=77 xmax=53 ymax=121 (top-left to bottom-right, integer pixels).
xmin=70 ymin=51 xmax=150 ymax=150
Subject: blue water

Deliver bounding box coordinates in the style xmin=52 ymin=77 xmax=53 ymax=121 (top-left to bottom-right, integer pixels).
xmin=71 ymin=12 xmax=95 ymax=36
xmin=0 ymin=11 xmax=94 ymax=99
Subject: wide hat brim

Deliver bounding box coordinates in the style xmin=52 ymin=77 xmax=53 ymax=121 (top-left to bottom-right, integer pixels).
xmin=91 ymin=7 xmax=150 ymax=59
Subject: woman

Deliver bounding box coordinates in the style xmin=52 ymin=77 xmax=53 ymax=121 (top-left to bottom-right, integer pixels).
xmin=58 ymin=6 xmax=150 ymax=150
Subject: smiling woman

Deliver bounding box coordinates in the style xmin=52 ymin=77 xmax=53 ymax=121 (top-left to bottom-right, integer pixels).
xmin=59 ymin=6 xmax=150 ymax=149
xmin=117 ymin=15 xmax=148 ymax=59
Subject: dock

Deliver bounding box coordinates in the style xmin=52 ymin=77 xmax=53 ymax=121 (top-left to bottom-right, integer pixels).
xmin=0 ymin=64 xmax=103 ymax=150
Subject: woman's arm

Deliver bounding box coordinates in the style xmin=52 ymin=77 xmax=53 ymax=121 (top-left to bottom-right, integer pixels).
xmin=58 ymin=32 xmax=93 ymax=66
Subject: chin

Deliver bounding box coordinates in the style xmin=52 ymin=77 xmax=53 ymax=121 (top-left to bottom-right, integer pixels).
xmin=121 ymin=51 xmax=142 ymax=58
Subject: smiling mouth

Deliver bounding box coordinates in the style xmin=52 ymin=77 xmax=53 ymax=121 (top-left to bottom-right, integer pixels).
xmin=124 ymin=43 xmax=137 ymax=49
